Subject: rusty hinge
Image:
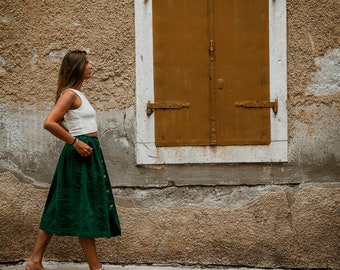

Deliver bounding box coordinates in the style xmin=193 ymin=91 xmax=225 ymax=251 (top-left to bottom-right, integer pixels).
xmin=147 ymin=101 xmax=190 ymax=116
xmin=235 ymin=99 xmax=278 ymax=113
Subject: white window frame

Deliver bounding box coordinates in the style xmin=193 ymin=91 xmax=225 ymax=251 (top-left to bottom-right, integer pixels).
xmin=135 ymin=0 xmax=287 ymax=164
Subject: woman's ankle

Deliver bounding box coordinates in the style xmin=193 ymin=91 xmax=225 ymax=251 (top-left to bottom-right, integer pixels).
xmin=88 ymin=265 xmax=103 ymax=270
xmin=25 ymin=259 xmax=44 ymax=270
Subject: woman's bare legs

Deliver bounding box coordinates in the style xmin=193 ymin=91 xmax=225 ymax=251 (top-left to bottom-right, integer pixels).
xmin=26 ymin=232 xmax=102 ymax=270
xmin=25 ymin=229 xmax=53 ymax=270
xmin=79 ymin=238 xmax=102 ymax=270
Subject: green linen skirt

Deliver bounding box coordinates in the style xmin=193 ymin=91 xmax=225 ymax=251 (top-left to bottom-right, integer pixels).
xmin=40 ymin=136 xmax=121 ymax=238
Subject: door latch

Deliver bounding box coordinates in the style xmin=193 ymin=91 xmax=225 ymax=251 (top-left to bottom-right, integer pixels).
xmin=147 ymin=101 xmax=190 ymax=116
xmin=235 ymin=99 xmax=278 ymax=113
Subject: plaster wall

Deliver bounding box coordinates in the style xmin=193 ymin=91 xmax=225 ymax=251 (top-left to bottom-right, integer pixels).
xmin=0 ymin=0 xmax=339 ymax=186
xmin=0 ymin=0 xmax=339 ymax=269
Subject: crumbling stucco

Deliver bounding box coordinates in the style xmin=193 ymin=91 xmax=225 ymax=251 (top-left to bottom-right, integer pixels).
xmin=0 ymin=0 xmax=339 ymax=269
xmin=308 ymin=48 xmax=340 ymax=96
xmin=287 ymin=0 xmax=340 ymax=139
xmin=0 ymin=0 xmax=135 ymax=110
xmin=285 ymin=0 xmax=340 ymax=176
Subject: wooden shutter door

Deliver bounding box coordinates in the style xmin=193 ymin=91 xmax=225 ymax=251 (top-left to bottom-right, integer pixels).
xmin=152 ymin=0 xmax=210 ymax=146
xmin=214 ymin=0 xmax=270 ymax=145
xmin=152 ymin=0 xmax=271 ymax=147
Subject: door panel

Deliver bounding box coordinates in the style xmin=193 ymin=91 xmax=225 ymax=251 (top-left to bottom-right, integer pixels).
xmin=214 ymin=0 xmax=270 ymax=144
xmin=153 ymin=0 xmax=211 ymax=146
xmin=152 ymin=0 xmax=270 ymax=146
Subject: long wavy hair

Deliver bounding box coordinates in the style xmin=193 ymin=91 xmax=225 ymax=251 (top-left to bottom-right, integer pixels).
xmin=56 ymin=50 xmax=87 ymax=102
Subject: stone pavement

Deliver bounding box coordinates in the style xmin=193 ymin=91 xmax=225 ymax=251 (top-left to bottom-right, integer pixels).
xmin=0 ymin=262 xmax=283 ymax=270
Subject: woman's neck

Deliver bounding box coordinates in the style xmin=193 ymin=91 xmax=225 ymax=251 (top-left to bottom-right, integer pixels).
xmin=73 ymin=82 xmax=83 ymax=90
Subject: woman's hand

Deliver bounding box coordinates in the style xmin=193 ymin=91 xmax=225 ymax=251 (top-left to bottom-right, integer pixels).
xmin=74 ymin=139 xmax=93 ymax=157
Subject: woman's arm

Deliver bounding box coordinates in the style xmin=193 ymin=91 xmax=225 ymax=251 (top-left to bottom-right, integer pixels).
xmin=43 ymin=90 xmax=76 ymax=144
xmin=44 ymin=90 xmax=93 ymax=157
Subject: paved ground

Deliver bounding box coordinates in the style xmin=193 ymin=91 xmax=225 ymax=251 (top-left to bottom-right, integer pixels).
xmin=0 ymin=262 xmax=283 ymax=270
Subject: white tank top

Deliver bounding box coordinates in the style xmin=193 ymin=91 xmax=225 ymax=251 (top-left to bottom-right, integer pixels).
xmin=62 ymin=89 xmax=98 ymax=136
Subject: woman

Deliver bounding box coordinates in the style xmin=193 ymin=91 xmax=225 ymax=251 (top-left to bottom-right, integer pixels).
xmin=26 ymin=50 xmax=121 ymax=270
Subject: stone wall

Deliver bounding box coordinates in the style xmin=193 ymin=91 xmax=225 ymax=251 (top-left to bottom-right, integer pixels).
xmin=0 ymin=0 xmax=339 ymax=269
xmin=1 ymin=172 xmax=339 ymax=269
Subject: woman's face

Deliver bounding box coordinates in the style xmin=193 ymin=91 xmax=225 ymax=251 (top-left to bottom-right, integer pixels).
xmin=82 ymin=55 xmax=93 ymax=80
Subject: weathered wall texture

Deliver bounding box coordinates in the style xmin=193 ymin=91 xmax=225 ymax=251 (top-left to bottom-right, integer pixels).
xmin=287 ymin=1 xmax=340 ymax=180
xmin=0 ymin=0 xmax=339 ymax=269
xmin=1 ymin=172 xmax=339 ymax=269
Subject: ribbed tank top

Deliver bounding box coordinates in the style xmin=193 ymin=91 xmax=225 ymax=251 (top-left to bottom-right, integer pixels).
xmin=62 ymin=89 xmax=98 ymax=136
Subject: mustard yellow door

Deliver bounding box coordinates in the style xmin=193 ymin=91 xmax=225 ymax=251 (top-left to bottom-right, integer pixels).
xmin=153 ymin=0 xmax=211 ymax=146
xmin=152 ymin=0 xmax=270 ymax=146
xmin=214 ymin=0 xmax=270 ymax=145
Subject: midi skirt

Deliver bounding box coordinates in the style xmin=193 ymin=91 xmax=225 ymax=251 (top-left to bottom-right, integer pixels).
xmin=40 ymin=136 xmax=121 ymax=238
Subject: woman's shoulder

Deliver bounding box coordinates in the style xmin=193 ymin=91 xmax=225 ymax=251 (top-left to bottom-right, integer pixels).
xmin=61 ymin=88 xmax=74 ymax=94
xmin=62 ymin=88 xmax=78 ymax=94
xmin=58 ymin=89 xmax=79 ymax=104
xmin=61 ymin=89 xmax=83 ymax=98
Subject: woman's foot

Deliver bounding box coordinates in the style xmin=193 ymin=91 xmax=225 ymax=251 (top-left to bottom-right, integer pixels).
xmin=25 ymin=260 xmax=45 ymax=270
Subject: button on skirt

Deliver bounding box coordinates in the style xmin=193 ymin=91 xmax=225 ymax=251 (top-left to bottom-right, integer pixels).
xmin=39 ymin=136 xmax=121 ymax=238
